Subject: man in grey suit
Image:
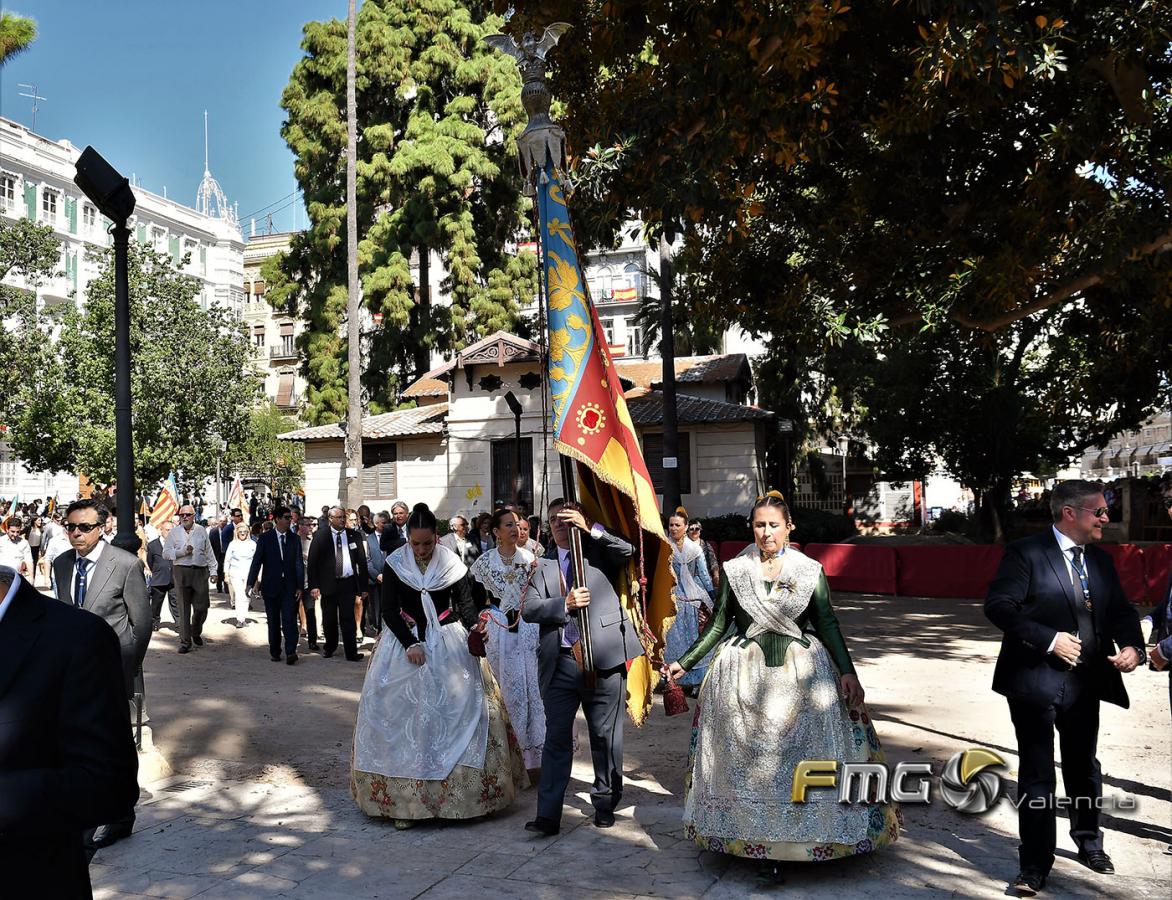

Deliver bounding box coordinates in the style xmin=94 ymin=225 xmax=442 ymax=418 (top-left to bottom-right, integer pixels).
xmin=53 ymin=498 xmax=150 ymax=850
xmin=522 ymin=498 xmax=643 ymax=835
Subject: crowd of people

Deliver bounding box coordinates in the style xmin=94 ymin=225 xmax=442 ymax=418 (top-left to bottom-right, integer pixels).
xmin=3 ymin=476 xmax=1170 ymax=897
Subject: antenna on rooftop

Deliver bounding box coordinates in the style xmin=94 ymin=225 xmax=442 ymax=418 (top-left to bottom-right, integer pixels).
xmin=17 ymin=83 xmax=46 ymax=131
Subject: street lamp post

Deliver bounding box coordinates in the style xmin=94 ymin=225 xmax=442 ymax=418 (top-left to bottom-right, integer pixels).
xmin=837 ymin=434 xmax=850 ymax=514
xmin=75 ymin=146 xmax=138 ymax=552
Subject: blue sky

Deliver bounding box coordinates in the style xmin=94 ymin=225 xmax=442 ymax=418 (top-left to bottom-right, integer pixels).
xmin=1 ymin=0 xmax=341 ymax=234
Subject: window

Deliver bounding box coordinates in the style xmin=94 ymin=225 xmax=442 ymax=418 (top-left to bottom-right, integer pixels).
xmin=0 ymin=173 xmax=16 ymax=213
xmin=41 ymin=188 xmax=58 ymax=224
xmin=601 ymin=317 xmax=615 ymax=346
xmin=592 ymin=265 xmax=613 ymax=300
xmin=151 ymin=226 xmax=166 ymax=251
xmin=641 ymin=432 xmax=693 ymax=494
xmin=184 ymin=238 xmax=198 ymax=263
xmin=626 ymin=323 xmax=644 ymax=357
xmin=82 ymin=203 xmax=97 ymax=230
xmin=491 ymin=437 xmax=534 ymax=513
xmin=362 ymin=442 xmax=397 ymax=500
xmin=278 ymin=323 xmax=295 ymax=357
xmin=252 ymin=325 xmax=265 ymax=348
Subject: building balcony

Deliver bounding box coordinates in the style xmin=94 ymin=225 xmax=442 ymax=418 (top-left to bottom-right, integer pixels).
xmin=269 ymin=344 xmax=297 ymax=360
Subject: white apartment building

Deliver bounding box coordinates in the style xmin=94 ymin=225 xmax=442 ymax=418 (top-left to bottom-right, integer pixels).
xmin=243 ymin=230 xmax=305 ymax=418
xmin=0 ymin=115 xmax=245 ymax=501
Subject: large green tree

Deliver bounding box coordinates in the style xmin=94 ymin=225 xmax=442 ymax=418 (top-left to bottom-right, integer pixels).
xmin=504 ymin=1 xmax=1172 ymax=533
xmin=272 ymin=0 xmax=538 ymax=425
xmin=224 ymin=402 xmax=305 ymax=499
xmin=9 ymin=243 xmax=258 ymax=492
xmin=0 ymin=219 xmax=58 ymax=426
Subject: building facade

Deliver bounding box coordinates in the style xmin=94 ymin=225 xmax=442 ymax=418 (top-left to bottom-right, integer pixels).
xmin=0 ymin=115 xmax=245 ymax=500
xmin=1080 ymin=410 xmax=1172 ymax=480
xmin=242 ymin=231 xmax=305 ymax=418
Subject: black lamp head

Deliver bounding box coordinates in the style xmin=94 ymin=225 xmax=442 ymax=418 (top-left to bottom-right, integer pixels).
xmin=504 ymin=390 xmax=523 ymax=419
xmin=74 ymin=146 xmax=136 ymax=223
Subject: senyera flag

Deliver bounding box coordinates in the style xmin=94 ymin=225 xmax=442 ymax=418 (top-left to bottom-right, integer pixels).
xmin=148 ymin=474 xmax=179 ymax=529
xmin=537 ymin=165 xmax=676 ymax=726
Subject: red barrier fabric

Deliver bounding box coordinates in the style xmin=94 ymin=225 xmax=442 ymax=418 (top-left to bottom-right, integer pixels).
xmin=895 ymin=545 xmax=1006 ymax=599
xmin=804 ymin=543 xmax=898 ymax=595
xmin=1143 ymin=544 xmax=1172 ymax=606
xmin=1097 ymin=544 xmax=1146 ymax=604
xmin=718 ymin=541 xmax=751 ymax=562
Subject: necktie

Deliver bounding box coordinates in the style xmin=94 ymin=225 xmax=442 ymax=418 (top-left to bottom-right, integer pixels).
xmin=560 ymin=553 xmax=580 ymax=646
xmin=75 ymin=557 xmax=89 ymax=608
xmin=335 ymin=531 xmax=344 ymax=578
xmin=277 ymin=531 xmax=284 ymax=562
xmin=1068 ymin=547 xmax=1098 ymax=661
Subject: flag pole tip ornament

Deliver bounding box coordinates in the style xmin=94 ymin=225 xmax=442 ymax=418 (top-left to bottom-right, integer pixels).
xmin=484 ymin=23 xmax=571 ymax=193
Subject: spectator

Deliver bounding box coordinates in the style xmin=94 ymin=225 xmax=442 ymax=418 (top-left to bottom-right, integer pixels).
xmin=0 ymin=517 xmax=32 ymax=578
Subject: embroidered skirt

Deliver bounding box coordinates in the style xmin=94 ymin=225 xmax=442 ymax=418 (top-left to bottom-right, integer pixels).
xmin=684 ymin=637 xmax=900 ymax=861
xmin=351 ymin=657 xmax=529 ymax=821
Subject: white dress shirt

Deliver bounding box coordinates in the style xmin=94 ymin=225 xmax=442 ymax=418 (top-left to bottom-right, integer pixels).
xmin=331 ymin=527 xmax=354 ymax=578
xmin=0 ymin=536 xmax=33 ymax=574
xmin=163 ymin=522 xmax=213 ymax=568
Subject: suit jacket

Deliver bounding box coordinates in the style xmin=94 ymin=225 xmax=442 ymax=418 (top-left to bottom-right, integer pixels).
xmin=1150 ymin=572 xmax=1172 ymax=661
xmin=522 ymin=526 xmax=643 ymax=695
xmin=246 ymin=529 xmax=304 ymax=599
xmin=381 ymin=522 xmax=408 ymax=555
xmin=985 ymin=529 xmax=1143 ymax=708
xmin=439 ymin=532 xmax=481 ymax=568
xmin=54 ymin=545 xmax=151 ymax=696
xmin=146 ymin=536 xmax=172 ymax=589
xmin=366 ymin=531 xmax=387 ymax=584
xmin=307 ymin=527 xmax=369 ymax=596
xmin=0 ymin=576 xmax=139 ymax=896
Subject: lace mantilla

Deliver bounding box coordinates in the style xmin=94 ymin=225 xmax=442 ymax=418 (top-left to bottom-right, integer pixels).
xmin=470 ymin=547 xmax=537 ymax=613
xmin=723 ymin=547 xmax=823 ymax=640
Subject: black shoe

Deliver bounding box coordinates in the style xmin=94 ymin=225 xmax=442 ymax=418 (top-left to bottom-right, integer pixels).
xmin=524 ymin=816 xmax=559 ymax=837
xmin=286 ymin=654 xmax=298 ymax=665
xmin=85 ymin=820 xmax=134 ymax=850
xmin=308 ymin=642 xmax=320 ymax=651
xmin=1012 ymin=871 xmax=1045 ymax=895
xmin=271 ymin=654 xmax=282 ymax=662
xmin=1077 ymin=849 xmax=1114 ymax=874
xmin=178 ymin=644 xmax=190 ymax=654
xmin=323 ymin=649 xmax=335 ymax=659
xmin=152 ymin=620 xmax=161 ymax=632
xmin=346 ymin=653 xmax=365 ymax=662
xmin=192 ymin=635 xmax=205 ymax=647
xmin=363 ymin=626 xmax=378 ymax=638
xmin=594 ymin=809 xmax=615 ymax=828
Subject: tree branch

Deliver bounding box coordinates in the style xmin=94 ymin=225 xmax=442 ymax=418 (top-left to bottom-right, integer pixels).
xmin=888 ymin=229 xmax=1172 ymax=332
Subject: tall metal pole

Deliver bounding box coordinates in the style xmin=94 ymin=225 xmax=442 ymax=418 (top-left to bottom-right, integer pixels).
xmin=111 ymin=222 xmax=138 ymax=552
xmin=658 ymin=230 xmax=681 ymax=513
xmin=344 ymin=0 xmax=363 ymax=509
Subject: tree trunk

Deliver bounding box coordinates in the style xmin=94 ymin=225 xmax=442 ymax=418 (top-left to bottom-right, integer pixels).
xmin=977 ymin=477 xmax=1013 ymax=543
xmin=344 ymin=0 xmax=363 ymax=510
xmin=414 ymin=247 xmax=431 ymax=378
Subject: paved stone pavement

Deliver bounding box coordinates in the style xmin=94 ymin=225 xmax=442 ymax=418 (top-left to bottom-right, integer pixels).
xmin=90 ymin=591 xmax=1171 ymax=899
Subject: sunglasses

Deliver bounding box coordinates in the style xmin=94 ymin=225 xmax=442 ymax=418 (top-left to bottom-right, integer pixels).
xmin=1075 ymin=506 xmax=1109 ymax=518
xmin=179 ymin=512 xmax=195 ymax=518
xmin=64 ymin=522 xmax=102 ymax=534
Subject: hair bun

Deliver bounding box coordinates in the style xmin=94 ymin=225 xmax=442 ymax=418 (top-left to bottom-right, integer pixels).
xmin=675 ymin=506 xmax=688 ymax=518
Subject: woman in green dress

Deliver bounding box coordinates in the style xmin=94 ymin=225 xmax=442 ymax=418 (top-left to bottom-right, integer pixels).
xmin=664 ymin=491 xmax=899 ymax=878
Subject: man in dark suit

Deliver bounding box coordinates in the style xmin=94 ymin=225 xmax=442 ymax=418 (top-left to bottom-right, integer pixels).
xmin=307 ymin=505 xmax=369 ymax=661
xmin=147 ymin=520 xmax=178 ymax=630
xmin=521 ymin=498 xmax=644 ymax=835
xmin=985 ymin=479 xmax=1145 ymax=895
xmin=1143 ymin=481 xmax=1172 ymax=718
xmin=0 ymin=565 xmax=139 ymax=896
xmin=247 ymin=505 xmax=305 ymax=665
xmin=208 ymin=515 xmax=227 ymax=594
xmin=382 ymin=500 xmax=410 ymax=554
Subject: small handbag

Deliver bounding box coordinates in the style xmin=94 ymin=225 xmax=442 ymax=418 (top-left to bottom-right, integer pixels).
xmin=467 ymin=628 xmax=487 ymax=657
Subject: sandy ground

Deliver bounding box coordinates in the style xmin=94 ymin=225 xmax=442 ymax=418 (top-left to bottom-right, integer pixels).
xmin=87 ymin=587 xmax=1171 ymax=899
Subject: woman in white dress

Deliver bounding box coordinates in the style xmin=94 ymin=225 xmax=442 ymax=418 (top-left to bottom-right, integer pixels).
xmin=516 ymin=515 xmax=543 ymax=557
xmin=221 ymin=523 xmax=257 ymax=628
xmin=470 ymin=509 xmax=545 ymax=778
xmin=664 ymin=492 xmax=899 ymax=880
xmin=351 ymin=504 xmax=526 ymax=828
xmin=663 ymin=507 xmax=716 ymax=690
